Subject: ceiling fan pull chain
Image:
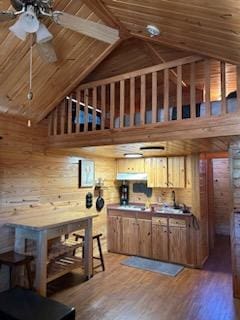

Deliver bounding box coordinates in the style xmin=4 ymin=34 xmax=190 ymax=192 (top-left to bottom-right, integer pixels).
xmin=27 ymin=34 xmax=33 ymax=101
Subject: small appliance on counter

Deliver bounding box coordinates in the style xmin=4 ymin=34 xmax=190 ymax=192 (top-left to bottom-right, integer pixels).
xmin=119 ymin=181 xmax=129 ymax=205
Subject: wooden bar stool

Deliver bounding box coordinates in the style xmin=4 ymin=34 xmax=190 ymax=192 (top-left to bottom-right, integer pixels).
xmin=0 ymin=251 xmax=34 ymax=289
xmin=73 ymin=233 xmax=105 ymax=272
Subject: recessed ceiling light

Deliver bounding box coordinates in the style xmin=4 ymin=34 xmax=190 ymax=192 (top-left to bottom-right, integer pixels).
xmin=124 ymin=153 xmax=143 ymax=158
xmin=146 ymin=25 xmax=160 ymax=37
xmin=140 ymin=146 xmax=165 ymax=150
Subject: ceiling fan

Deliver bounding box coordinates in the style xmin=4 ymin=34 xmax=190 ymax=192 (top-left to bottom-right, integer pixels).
xmin=0 ymin=0 xmax=120 ymax=63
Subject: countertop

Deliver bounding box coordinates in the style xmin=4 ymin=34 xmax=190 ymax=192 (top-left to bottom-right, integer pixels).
xmin=5 ymin=211 xmax=99 ymax=231
xmin=107 ymin=204 xmax=193 ymax=218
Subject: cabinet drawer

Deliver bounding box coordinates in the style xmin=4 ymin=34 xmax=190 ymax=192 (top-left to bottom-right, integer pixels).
xmin=152 ymin=217 xmax=168 ymax=226
xmin=169 ymin=218 xmax=186 ymax=228
xmin=47 ymin=225 xmax=68 ymax=239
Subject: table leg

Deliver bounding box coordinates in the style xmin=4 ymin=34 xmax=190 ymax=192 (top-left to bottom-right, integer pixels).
xmin=14 ymin=228 xmax=26 ymax=287
xmin=35 ymin=230 xmax=48 ymax=296
xmin=84 ymin=218 xmax=93 ymax=280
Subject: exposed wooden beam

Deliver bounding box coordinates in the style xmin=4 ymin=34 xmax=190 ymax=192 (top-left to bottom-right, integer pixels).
xmin=81 ymin=0 xmax=129 ymax=39
xmin=143 ymin=42 xmax=187 ymax=87
xmin=37 ymin=39 xmax=122 ymax=122
xmin=48 ymin=113 xmax=240 ymax=149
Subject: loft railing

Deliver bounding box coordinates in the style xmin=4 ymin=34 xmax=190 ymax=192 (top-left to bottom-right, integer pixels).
xmin=47 ymin=55 xmax=240 ymax=136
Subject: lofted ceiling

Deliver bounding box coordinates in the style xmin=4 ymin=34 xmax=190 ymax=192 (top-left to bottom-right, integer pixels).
xmin=73 ymin=136 xmax=239 ymax=159
xmin=102 ymin=0 xmax=240 ymax=65
xmin=0 ymin=0 xmax=240 ymax=122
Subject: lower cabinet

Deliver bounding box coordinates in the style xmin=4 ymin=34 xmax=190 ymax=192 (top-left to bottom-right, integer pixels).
xmin=152 ymin=218 xmax=168 ymax=261
xmin=107 ymin=212 xmax=191 ymax=266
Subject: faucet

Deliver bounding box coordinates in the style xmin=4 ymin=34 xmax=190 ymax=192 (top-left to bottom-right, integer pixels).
xmin=172 ymin=190 xmax=177 ymax=208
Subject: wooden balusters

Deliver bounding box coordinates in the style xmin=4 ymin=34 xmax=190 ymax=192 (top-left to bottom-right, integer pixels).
xmin=221 ymin=61 xmax=227 ymax=114
xmin=101 ymin=85 xmax=106 ymax=130
xmin=60 ymin=101 xmax=66 ymax=135
xmin=84 ymin=89 xmax=89 ymax=132
xmin=67 ymin=94 xmax=72 ymax=134
xmin=190 ymin=62 xmax=196 ymax=118
xmin=75 ymin=91 xmax=80 ymax=133
xmin=53 ymin=108 xmax=58 ymax=135
xmin=48 ymin=112 xmax=53 ymax=136
xmin=130 ymin=77 xmax=135 ymax=127
xmin=92 ymin=87 xmax=97 ymax=130
xmin=177 ymin=65 xmax=182 ymax=120
xmin=120 ymin=80 xmax=124 ymax=128
xmin=164 ymin=69 xmax=169 ymax=121
xmin=204 ymin=59 xmax=211 ymax=117
xmin=140 ymin=75 xmax=146 ymax=125
xmin=110 ymin=83 xmax=115 ymax=129
xmin=152 ymin=72 xmax=157 ymax=124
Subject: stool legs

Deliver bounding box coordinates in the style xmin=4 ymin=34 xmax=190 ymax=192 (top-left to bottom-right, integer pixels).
xmin=96 ymin=236 xmax=105 ymax=272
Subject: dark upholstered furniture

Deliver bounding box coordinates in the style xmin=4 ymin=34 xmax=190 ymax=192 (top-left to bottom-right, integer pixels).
xmin=0 ymin=287 xmax=75 ymax=320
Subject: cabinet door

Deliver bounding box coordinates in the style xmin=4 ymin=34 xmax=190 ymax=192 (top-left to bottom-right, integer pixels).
xmin=155 ymin=158 xmax=168 ymax=187
xmin=117 ymin=159 xmax=145 ymax=173
xmin=138 ymin=219 xmax=152 ymax=258
xmin=145 ymin=158 xmax=155 ymax=187
xmin=168 ymin=156 xmax=185 ymax=188
xmin=121 ymin=217 xmax=139 ymax=255
xmin=152 ymin=220 xmax=168 ymax=261
xmin=169 ymin=226 xmax=187 ymax=264
xmin=107 ymin=216 xmax=122 ymax=253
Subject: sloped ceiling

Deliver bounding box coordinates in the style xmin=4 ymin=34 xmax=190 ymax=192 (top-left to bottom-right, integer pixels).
xmin=102 ymin=0 xmax=240 ymax=65
xmin=0 ymin=0 xmax=240 ymax=122
xmin=0 ymin=0 xmax=118 ymax=122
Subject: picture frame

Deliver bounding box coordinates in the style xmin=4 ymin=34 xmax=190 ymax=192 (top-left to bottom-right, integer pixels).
xmin=79 ymin=160 xmax=95 ymax=188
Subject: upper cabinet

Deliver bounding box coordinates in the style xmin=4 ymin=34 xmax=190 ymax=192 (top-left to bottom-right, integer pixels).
xmin=117 ymin=158 xmax=145 ymax=173
xmin=168 ymin=157 xmax=185 ymax=188
xmin=145 ymin=157 xmax=168 ymax=188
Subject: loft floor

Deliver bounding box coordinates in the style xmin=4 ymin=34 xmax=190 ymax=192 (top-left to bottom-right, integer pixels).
xmin=51 ymin=236 xmax=240 ymax=320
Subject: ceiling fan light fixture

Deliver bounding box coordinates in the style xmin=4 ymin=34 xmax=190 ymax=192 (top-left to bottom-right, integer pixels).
xmin=9 ymin=18 xmax=27 ymax=41
xmin=20 ymin=6 xmax=39 ymax=33
xmin=36 ymin=23 xmax=53 ymax=43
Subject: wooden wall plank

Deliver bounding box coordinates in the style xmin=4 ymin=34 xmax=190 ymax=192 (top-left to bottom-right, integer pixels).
xmin=237 ymin=66 xmax=240 ymax=112
xmin=152 ymin=71 xmax=157 ymax=124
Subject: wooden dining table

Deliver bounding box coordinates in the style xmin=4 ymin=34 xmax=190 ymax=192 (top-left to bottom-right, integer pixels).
xmin=6 ymin=211 xmax=98 ymax=296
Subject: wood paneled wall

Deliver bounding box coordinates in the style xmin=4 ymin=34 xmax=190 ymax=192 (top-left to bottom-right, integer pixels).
xmin=212 ymin=158 xmax=231 ymax=235
xmin=0 ymin=114 xmax=118 ymax=290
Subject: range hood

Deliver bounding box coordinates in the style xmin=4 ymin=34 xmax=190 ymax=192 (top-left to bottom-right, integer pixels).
xmin=116 ymin=173 xmax=147 ymax=181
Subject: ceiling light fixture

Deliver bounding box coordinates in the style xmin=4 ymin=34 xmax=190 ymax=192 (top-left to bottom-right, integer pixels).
xmin=124 ymin=153 xmax=143 ymax=158
xmin=146 ymin=25 xmax=160 ymax=37
xmin=140 ymin=146 xmax=165 ymax=150
xmin=36 ymin=23 xmax=53 ymax=43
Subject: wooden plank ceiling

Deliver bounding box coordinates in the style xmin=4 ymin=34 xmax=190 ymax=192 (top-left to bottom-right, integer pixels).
xmin=1 ymin=0 xmax=240 ymax=122
xmin=102 ymin=0 xmax=240 ymax=65
xmin=73 ymin=136 xmax=240 ymax=159
xmin=0 ymin=0 xmax=118 ymax=122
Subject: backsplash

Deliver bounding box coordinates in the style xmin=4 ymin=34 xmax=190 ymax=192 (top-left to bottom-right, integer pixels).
xmin=129 ymin=183 xmax=193 ymax=209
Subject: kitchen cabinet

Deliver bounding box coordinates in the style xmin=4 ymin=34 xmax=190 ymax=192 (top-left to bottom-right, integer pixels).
xmin=168 ymin=218 xmax=187 ymax=264
xmin=107 ymin=215 xmax=122 ymax=253
xmin=145 ymin=157 xmax=168 ymax=188
xmin=168 ymin=156 xmax=185 ymax=188
xmin=152 ymin=217 xmax=168 ymax=261
xmin=138 ymin=219 xmax=152 ymax=257
xmin=121 ymin=217 xmax=139 ymax=255
xmin=117 ymin=158 xmax=145 ymax=173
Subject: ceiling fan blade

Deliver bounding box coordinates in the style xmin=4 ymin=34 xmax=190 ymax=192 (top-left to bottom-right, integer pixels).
xmin=53 ymin=11 xmax=119 ymax=44
xmin=0 ymin=11 xmax=16 ymax=22
xmin=10 ymin=0 xmax=23 ymax=11
xmin=36 ymin=41 xmax=58 ymax=64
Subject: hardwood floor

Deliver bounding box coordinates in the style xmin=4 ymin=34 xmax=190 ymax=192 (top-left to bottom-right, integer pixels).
xmin=51 ymin=236 xmax=240 ymax=320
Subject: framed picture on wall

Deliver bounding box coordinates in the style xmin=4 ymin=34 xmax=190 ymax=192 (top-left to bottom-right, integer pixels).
xmin=79 ymin=160 xmax=95 ymax=187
